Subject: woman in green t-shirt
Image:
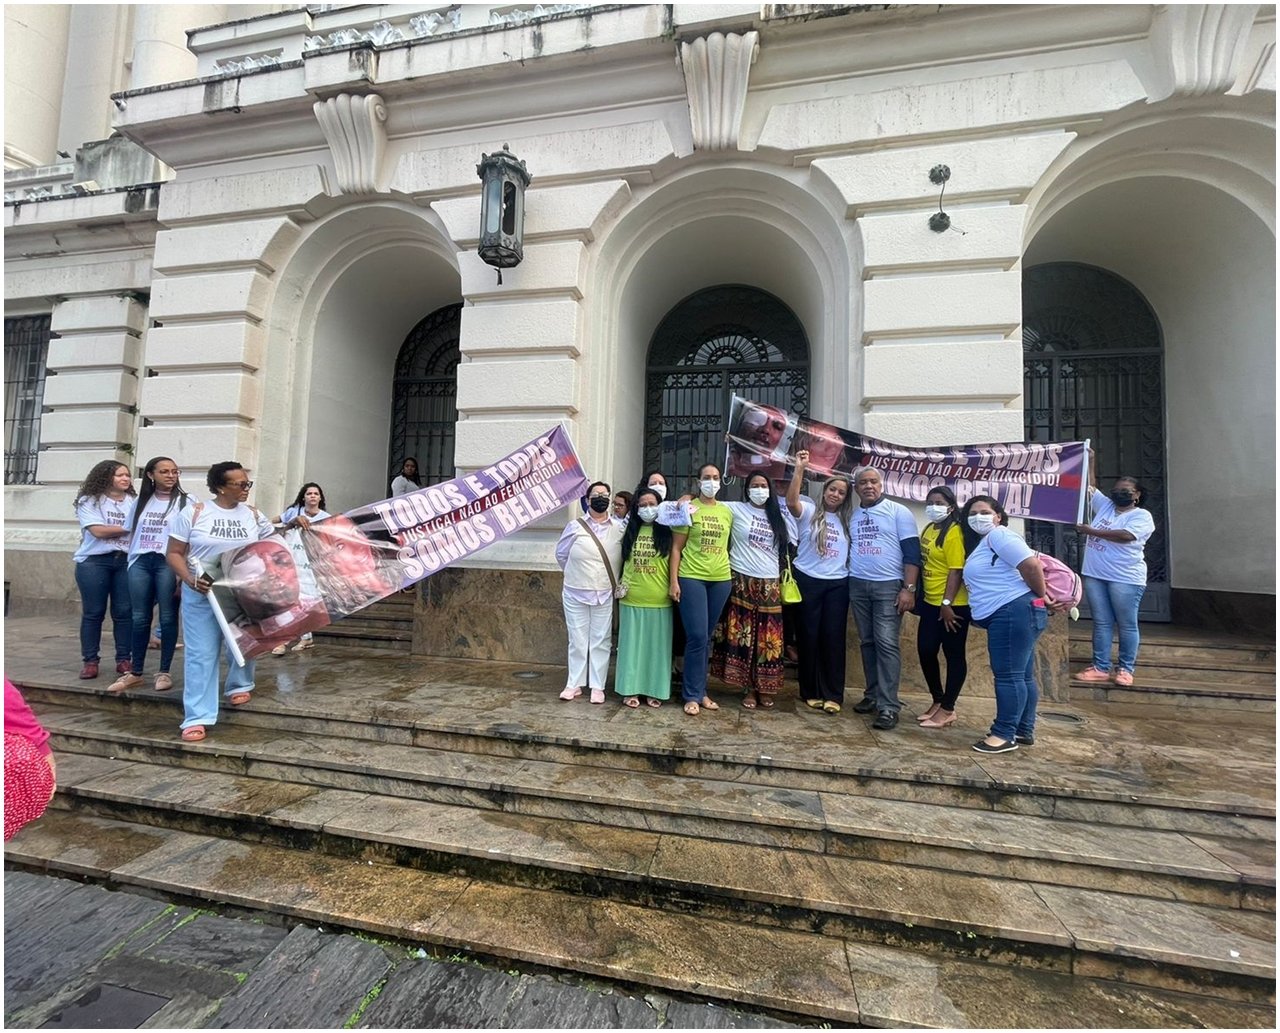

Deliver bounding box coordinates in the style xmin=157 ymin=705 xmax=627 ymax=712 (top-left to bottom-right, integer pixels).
xmin=914 ymin=486 xmax=971 ymax=728
xmin=669 ymin=463 xmax=735 ymax=716
xmin=615 ymin=487 xmax=674 ymax=707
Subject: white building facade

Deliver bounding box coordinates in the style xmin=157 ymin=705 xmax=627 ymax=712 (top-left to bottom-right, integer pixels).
xmin=5 ymin=3 xmax=1275 ymax=654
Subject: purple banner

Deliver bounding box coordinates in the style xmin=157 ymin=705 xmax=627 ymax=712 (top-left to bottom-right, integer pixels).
xmin=207 ymin=426 xmax=587 ymax=663
xmin=724 ymin=395 xmax=1088 ymax=524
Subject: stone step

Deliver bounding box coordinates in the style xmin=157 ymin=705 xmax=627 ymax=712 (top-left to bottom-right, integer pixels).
xmin=19 ymin=683 xmax=1277 ymax=838
xmin=311 ymin=623 xmax=413 ymax=642
xmin=1067 ymin=650 xmax=1276 ymax=684
xmin=1069 ymin=631 xmax=1276 ymax=666
xmin=35 ymin=707 xmax=1275 ymax=913
xmin=1070 ymin=673 xmax=1277 ymax=709
xmin=7 ymin=809 xmax=1275 ymax=1025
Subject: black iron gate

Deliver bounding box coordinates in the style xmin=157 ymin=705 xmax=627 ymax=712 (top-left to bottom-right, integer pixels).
xmin=1023 ymin=263 xmax=1170 ymax=621
xmin=388 ymin=304 xmax=461 ymax=488
xmin=643 ymin=286 xmax=809 ymax=490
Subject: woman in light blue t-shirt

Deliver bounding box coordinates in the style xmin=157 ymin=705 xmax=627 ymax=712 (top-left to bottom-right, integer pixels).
xmin=72 ymin=460 xmax=136 ymax=681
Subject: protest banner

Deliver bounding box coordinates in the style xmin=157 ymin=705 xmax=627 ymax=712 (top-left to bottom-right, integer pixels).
xmin=205 ymin=426 xmax=588 ymax=664
xmin=724 ymin=394 xmax=1089 ymax=524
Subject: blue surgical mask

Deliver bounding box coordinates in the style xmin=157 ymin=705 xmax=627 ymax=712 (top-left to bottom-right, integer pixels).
xmin=748 ymin=486 xmax=770 ymax=505
xmin=968 ymin=513 xmax=997 ymax=535
xmin=638 ymin=506 xmax=659 ymax=524
xmin=699 ymin=478 xmax=721 ymax=498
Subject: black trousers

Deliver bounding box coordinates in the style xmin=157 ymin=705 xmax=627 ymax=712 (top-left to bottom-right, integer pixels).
xmin=915 ymin=599 xmax=971 ymax=710
xmin=794 ymin=571 xmax=849 ymax=704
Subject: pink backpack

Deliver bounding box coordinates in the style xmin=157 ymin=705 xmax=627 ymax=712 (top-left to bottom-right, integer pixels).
xmin=1037 ymin=552 xmax=1083 ymax=608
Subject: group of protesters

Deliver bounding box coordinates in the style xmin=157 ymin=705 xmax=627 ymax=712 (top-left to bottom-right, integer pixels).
xmin=556 ymin=452 xmax=1154 ymax=756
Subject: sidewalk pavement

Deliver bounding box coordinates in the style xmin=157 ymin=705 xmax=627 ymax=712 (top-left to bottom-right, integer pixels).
xmin=3 ymin=870 xmax=803 ymax=1030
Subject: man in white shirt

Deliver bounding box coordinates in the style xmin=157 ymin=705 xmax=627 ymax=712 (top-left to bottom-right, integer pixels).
xmin=847 ymin=467 xmax=921 ymax=730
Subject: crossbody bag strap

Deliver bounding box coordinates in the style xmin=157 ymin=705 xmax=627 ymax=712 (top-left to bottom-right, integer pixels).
xmin=576 ymin=518 xmax=618 ymax=591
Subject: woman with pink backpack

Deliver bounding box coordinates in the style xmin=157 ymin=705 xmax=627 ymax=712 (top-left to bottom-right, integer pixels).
xmin=960 ymin=495 xmax=1070 ymax=754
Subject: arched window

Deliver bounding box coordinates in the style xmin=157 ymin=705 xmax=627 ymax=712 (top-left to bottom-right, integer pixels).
xmin=643 ymin=286 xmax=809 ymax=488
xmin=1023 ymin=262 xmax=1168 ymax=620
xmin=389 ymin=303 xmax=461 ymax=488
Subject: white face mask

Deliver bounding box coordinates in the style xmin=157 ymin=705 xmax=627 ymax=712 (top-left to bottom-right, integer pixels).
xmin=747 ymin=486 xmax=770 ymax=505
xmin=637 ymin=505 xmax=659 ymax=524
xmin=648 ymin=482 xmax=667 ymax=501
xmin=699 ymin=478 xmax=721 ymax=498
xmin=968 ymin=512 xmax=997 ymax=536
xmin=925 ymin=504 xmax=950 ymax=524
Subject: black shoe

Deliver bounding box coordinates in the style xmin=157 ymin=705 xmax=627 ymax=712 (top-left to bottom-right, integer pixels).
xmin=852 ymin=697 xmax=877 ymax=714
xmin=973 ymin=738 xmax=1018 ymax=754
xmin=871 ymin=710 xmax=898 ymax=730
xmin=1014 ymin=734 xmax=1035 ymax=746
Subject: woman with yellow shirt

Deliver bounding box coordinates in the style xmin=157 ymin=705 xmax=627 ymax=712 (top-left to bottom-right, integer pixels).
xmin=669 ymin=463 xmax=734 ymax=716
xmin=914 ymin=487 xmax=971 ymax=728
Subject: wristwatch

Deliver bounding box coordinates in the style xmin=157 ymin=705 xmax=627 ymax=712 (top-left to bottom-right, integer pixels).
xmin=941 ymin=598 xmax=953 ymax=607
xmin=903 ymin=583 xmax=916 ymax=592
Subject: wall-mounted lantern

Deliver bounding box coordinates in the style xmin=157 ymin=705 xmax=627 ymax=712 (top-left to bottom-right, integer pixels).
xmin=476 ymin=144 xmax=531 ymax=283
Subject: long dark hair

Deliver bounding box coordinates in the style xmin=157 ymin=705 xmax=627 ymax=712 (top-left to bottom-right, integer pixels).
xmin=641 ymin=469 xmax=668 ymax=497
xmin=395 ymin=457 xmax=421 ymax=488
xmin=621 ymin=486 xmax=672 ymax=563
xmin=743 ymin=472 xmax=789 ymax=564
xmin=959 ymin=494 xmax=1009 ymax=557
xmin=130 ymin=456 xmax=188 ymax=538
xmin=290 ymin=481 xmax=327 ymax=512
xmin=925 ymin=485 xmax=960 ymax=547
xmin=73 ymin=459 xmax=135 ymax=509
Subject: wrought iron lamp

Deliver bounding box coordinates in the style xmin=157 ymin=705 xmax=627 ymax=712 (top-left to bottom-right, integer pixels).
xmin=476 ymin=144 xmax=531 ymax=283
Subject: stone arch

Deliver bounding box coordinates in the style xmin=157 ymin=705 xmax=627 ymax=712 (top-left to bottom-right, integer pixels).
xmin=584 ymin=162 xmax=852 ymax=490
xmin=1023 ymin=101 xmax=1275 ymax=602
xmin=261 ymin=200 xmax=461 ymax=513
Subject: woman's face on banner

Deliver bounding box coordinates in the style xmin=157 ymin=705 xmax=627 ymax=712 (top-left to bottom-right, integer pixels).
xmin=803 ymin=422 xmax=847 ymax=473
xmin=229 ymin=540 xmax=300 ymax=619
xmin=315 ymin=516 xmax=383 ymax=583
xmin=739 ymin=404 xmax=789 ymax=452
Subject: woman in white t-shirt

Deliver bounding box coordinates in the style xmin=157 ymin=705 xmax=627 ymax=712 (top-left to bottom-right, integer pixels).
xmin=1074 ymin=475 xmax=1155 ymax=687
xmin=785 ymin=450 xmax=854 ymax=714
xmin=166 ymin=462 xmax=278 ymax=742
xmin=108 ymin=457 xmax=189 ymax=694
xmin=390 ymin=457 xmax=421 ymax=497
xmin=710 ymin=472 xmax=792 ymax=710
xmin=72 ymin=460 xmax=136 ymax=681
xmin=271 ymin=482 xmax=332 ymax=654
xmin=960 ymin=495 xmax=1066 ymax=755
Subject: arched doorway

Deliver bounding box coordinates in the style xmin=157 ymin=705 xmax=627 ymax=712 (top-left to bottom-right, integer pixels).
xmin=389 ymin=303 xmax=461 ymax=487
xmin=1023 ymin=262 xmax=1169 ymax=620
xmin=643 ymin=285 xmax=810 ymax=488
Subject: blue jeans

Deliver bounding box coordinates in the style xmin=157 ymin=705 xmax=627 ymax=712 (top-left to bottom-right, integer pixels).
xmin=984 ymin=592 xmax=1047 ymax=743
xmin=1084 ymin=576 xmax=1145 ymax=673
xmin=849 ymin=577 xmax=904 ymax=715
xmin=180 ymin=583 xmax=255 ymax=730
xmin=677 ymin=577 xmax=733 ymax=704
xmin=75 ymin=552 xmax=131 ymax=663
xmin=128 ymin=553 xmax=179 ymax=675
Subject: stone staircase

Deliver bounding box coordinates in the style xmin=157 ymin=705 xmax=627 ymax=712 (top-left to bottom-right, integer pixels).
xmin=5 ymin=636 xmax=1275 ymax=1029
xmin=1070 ymin=624 xmax=1276 ymax=710
xmin=310 ymin=594 xmax=414 ymax=653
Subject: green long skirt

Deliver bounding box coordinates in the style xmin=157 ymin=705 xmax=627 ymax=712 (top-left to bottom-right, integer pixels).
xmin=615 ymin=604 xmax=674 ymax=700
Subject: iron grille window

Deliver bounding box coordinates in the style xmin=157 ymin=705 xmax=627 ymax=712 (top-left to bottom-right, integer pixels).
xmin=4 ymin=315 xmax=51 ymax=485
xmin=389 ymin=304 xmax=460 ymax=488
xmin=644 ymin=285 xmax=809 ymax=490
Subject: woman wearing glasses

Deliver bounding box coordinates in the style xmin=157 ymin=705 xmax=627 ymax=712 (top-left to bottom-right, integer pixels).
xmin=166 ymin=463 xmax=277 ymax=742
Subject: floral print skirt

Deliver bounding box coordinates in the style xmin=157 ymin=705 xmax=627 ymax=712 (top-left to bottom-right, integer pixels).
xmin=710 ymin=573 xmax=784 ymax=695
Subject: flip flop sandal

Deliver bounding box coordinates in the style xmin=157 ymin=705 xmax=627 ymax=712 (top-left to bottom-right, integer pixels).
xmin=741 ymin=695 xmax=758 ymax=710
xmin=683 ymin=702 xmax=700 ymax=716
xmin=181 ymin=726 xmax=206 ymax=742
xmin=228 ymin=692 xmax=252 ymax=706
xmin=759 ymin=697 xmax=776 ymax=709
xmin=645 ymin=698 xmax=662 ymax=708
xmin=623 ymin=697 xmax=640 ymax=708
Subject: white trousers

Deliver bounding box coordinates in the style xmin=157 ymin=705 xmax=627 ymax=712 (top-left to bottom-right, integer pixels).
xmin=562 ymin=595 xmax=613 ymax=690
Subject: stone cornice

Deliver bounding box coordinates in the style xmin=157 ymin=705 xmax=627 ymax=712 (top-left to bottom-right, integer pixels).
xmin=3 ymin=187 xmax=161 ymax=259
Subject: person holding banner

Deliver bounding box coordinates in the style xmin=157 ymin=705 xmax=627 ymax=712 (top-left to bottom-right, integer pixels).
xmin=961 ymin=495 xmax=1065 ymax=754
xmin=556 ymin=481 xmax=625 ymax=704
xmin=847 ymin=467 xmax=921 ymax=730
xmin=785 ymin=451 xmax=854 ymax=713
xmin=108 ymin=457 xmax=189 ymax=694
xmin=915 ymin=487 xmax=971 ymax=728
xmin=710 ymin=473 xmax=791 ymax=709
xmin=669 ymin=463 xmax=735 ymax=717
xmin=615 ymin=487 xmax=674 ymax=708
xmin=167 ymin=462 xmax=278 ymax=742
xmin=271 ymin=482 xmax=331 ymax=654
xmin=1074 ymin=474 xmax=1155 ymax=686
